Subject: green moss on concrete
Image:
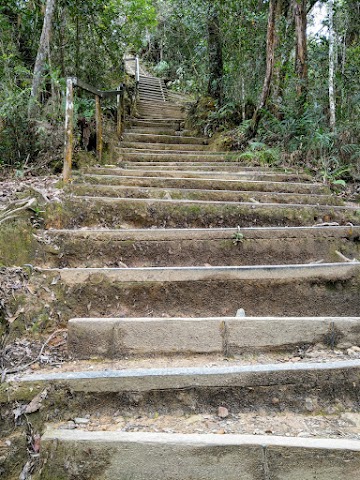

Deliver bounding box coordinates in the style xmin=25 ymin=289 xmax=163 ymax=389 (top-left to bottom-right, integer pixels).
xmin=0 ymin=221 xmax=38 ymax=267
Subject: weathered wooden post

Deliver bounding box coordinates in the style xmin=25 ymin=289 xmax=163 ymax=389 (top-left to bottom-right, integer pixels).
xmin=63 ymin=77 xmax=74 ymax=183
xmin=95 ymin=94 xmax=103 ymax=162
xmin=117 ymin=85 xmax=122 ymax=137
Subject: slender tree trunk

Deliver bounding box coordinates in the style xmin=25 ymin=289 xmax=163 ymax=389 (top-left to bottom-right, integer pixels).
xmin=272 ymin=0 xmax=291 ymax=117
xmin=250 ymin=0 xmax=278 ymax=135
xmin=207 ymin=4 xmax=224 ymax=104
xmin=29 ymin=0 xmax=56 ymax=117
xmin=293 ymin=0 xmax=308 ymax=111
xmin=328 ymin=0 xmax=336 ymax=131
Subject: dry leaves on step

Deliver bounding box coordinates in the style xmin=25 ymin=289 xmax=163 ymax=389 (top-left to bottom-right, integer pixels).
xmin=13 ymin=389 xmax=48 ymax=422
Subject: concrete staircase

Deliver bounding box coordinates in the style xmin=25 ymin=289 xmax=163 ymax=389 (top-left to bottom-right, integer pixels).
xmin=7 ymin=68 xmax=360 ymax=478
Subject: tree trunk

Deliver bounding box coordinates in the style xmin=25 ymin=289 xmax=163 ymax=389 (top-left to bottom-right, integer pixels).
xmin=207 ymin=5 xmax=224 ymax=104
xmin=328 ymin=0 xmax=336 ymax=131
xmin=272 ymin=0 xmax=292 ymax=117
xmin=250 ymin=0 xmax=278 ymax=135
xmin=29 ymin=0 xmax=57 ymax=117
xmin=293 ymin=0 xmax=308 ymax=111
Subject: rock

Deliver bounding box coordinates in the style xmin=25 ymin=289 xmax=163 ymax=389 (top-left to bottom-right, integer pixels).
xmin=236 ymin=308 xmax=246 ymax=318
xmin=218 ymin=407 xmax=229 ymax=419
xmin=74 ymin=417 xmax=90 ymax=425
xmin=271 ymin=397 xmax=280 ymax=405
xmin=59 ymin=421 xmax=76 ymax=430
xmin=341 ymin=413 xmax=360 ymax=428
xmin=304 ymin=398 xmax=315 ymax=413
xmin=347 ymin=346 xmax=360 ymax=356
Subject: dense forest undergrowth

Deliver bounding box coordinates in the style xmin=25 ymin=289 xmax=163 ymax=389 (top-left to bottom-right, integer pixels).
xmin=0 ymin=0 xmax=359 ymax=192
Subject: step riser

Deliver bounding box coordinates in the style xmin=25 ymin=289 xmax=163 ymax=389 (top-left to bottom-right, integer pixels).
xmin=15 ymin=361 xmax=360 ymax=395
xmin=122 ymin=134 xmax=208 ymax=145
xmin=71 ymin=184 xmax=342 ymax=206
xmin=46 ymin=196 xmax=358 ymax=229
xmin=128 ymin=119 xmax=184 ymax=125
xmin=91 ymin=168 xmax=311 ymax=183
xmin=81 ymin=174 xmax=329 ymax=194
xmin=40 ymin=431 xmax=360 ymax=480
xmin=40 ymin=265 xmax=360 ymax=318
xmin=68 ymin=317 xmax=360 ymax=359
xmin=41 ymin=227 xmax=360 ymax=268
xmin=120 ymin=142 xmax=210 ymax=151
xmin=121 ymin=152 xmax=233 ymax=161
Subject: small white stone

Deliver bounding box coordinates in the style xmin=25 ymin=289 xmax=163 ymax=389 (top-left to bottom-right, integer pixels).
xmin=74 ymin=418 xmax=90 ymax=425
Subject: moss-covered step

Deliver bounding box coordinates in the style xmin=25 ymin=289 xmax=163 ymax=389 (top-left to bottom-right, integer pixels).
xmin=118 ymin=162 xmax=293 ymax=171
xmin=85 ymin=167 xmax=313 ymax=182
xmin=122 ymin=133 xmax=208 ymax=145
xmin=39 ymin=226 xmax=360 ymax=268
xmin=120 ymin=142 xmax=211 ymax=151
xmin=37 ymin=263 xmax=360 ymax=318
xmin=69 ymin=183 xmax=343 ymax=206
xmin=45 ymin=196 xmax=359 ymax=229
xmin=127 ymin=119 xmax=184 ymax=129
xmin=120 ymin=151 xmax=239 ymax=162
xmin=80 ymin=173 xmax=330 ymax=194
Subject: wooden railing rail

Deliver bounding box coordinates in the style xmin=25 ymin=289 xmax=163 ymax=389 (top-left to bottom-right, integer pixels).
xmin=63 ymin=57 xmax=139 ymax=183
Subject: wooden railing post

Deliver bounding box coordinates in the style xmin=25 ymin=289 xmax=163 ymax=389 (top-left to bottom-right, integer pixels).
xmin=63 ymin=77 xmax=74 ymax=182
xmin=135 ymin=55 xmax=140 ymax=84
xmin=95 ymin=94 xmax=103 ymax=162
xmin=117 ymin=86 xmax=123 ymax=137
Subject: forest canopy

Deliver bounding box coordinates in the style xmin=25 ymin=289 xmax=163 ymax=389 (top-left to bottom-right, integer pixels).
xmin=0 ymin=0 xmax=359 ymax=182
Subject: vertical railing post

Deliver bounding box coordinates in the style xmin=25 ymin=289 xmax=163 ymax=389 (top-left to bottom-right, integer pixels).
xmin=135 ymin=55 xmax=140 ymax=84
xmin=117 ymin=85 xmax=123 ymax=137
xmin=63 ymin=77 xmax=74 ymax=183
xmin=95 ymin=94 xmax=103 ymax=162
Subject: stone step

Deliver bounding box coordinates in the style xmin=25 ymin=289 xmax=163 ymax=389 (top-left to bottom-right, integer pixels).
xmin=137 ymin=107 xmax=184 ymax=116
xmin=128 ymin=119 xmax=185 ymax=128
xmin=116 ymin=163 xmax=314 ymax=177
xmin=40 ymin=226 xmax=360 ymax=268
xmin=122 ymin=133 xmax=208 ymax=145
xmin=139 ymin=94 xmax=166 ymax=102
xmin=138 ymin=87 xmax=165 ymax=94
xmin=137 ymin=100 xmax=180 ymax=107
xmin=7 ymin=357 xmax=360 ymax=398
xmin=137 ymin=112 xmax=187 ymax=120
xmin=120 ymin=151 xmax=235 ymax=162
xmin=121 ymin=162 xmax=276 ymax=169
xmin=48 ymin=195 xmax=360 ymax=229
xmin=70 ymin=183 xmax=343 ymax=206
xmin=120 ymin=142 xmax=210 ymax=151
xmin=39 ymin=430 xmax=360 ymax=479
xmin=38 ymin=263 xmax=360 ymax=317
xmin=87 ymin=167 xmax=314 ymax=183
xmin=127 ymin=127 xmax=197 ymax=137
xmin=68 ymin=316 xmax=360 ymax=359
xmin=80 ymin=173 xmax=330 ymax=194
xmin=127 ymin=127 xmax=180 ymax=135
xmin=79 ymin=172 xmax=330 ymax=195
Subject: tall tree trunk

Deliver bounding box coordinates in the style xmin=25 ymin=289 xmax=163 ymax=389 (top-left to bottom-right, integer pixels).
xmin=293 ymin=0 xmax=308 ymax=112
xmin=250 ymin=0 xmax=278 ymax=135
xmin=29 ymin=0 xmax=56 ymax=117
xmin=272 ymin=0 xmax=291 ymax=117
xmin=328 ymin=0 xmax=336 ymax=131
xmin=207 ymin=4 xmax=224 ymax=104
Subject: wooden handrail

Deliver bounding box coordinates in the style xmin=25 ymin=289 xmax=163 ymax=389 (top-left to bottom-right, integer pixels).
xmin=63 ymin=76 xmax=128 ymax=183
xmin=63 ymin=55 xmax=141 ymax=182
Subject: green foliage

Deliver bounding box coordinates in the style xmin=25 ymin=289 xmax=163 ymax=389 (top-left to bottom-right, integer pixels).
xmin=237 ymin=142 xmax=281 ymax=167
